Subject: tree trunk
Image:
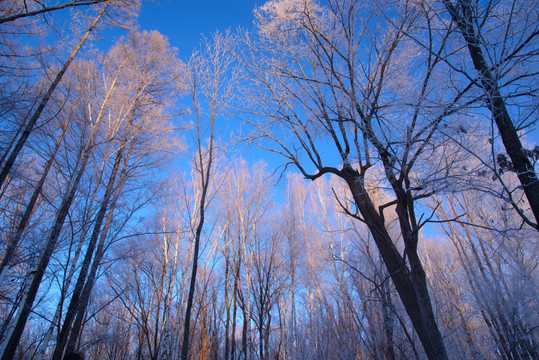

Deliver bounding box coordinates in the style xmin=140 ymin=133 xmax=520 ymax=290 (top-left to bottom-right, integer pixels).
xmin=231 ymin=256 xmax=240 ymax=360
xmin=0 ymin=119 xmax=69 ymax=287
xmin=443 ymin=0 xmax=539 ymax=228
xmin=180 ymin=202 xmax=207 ymax=360
xmin=36 ymin=224 xmax=87 ymax=360
xmin=65 ymin=143 xmax=131 ymax=354
xmin=264 ymin=312 xmax=271 ymax=360
xmin=0 ymin=48 xmax=115 ymax=358
xmin=241 ymin=304 xmax=248 ymax=360
xmin=0 ymin=117 xmax=25 ymax=172
xmin=259 ymin=318 xmax=264 ymax=360
xmin=341 ymin=166 xmax=448 ymax=360
xmin=224 ymin=254 xmax=230 ymax=360
xmin=380 ymin=278 xmax=396 ymax=360
xmin=0 ymin=145 xmax=87 ymax=360
xmin=64 ymin=189 xmax=118 ymax=354
xmin=52 ymin=146 xmax=123 ymax=360
xmin=0 ymin=2 xmax=109 ymax=194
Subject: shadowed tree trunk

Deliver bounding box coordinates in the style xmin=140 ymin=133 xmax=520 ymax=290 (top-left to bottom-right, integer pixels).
xmin=443 ymin=0 xmax=539 ymax=229
xmin=0 ymin=117 xmax=70 ymax=287
xmin=339 ymin=165 xmax=447 ymax=360
xmin=0 ymin=55 xmax=116 ymax=359
xmin=52 ymin=144 xmax=124 ymax=360
xmin=0 ymin=2 xmax=109 ymax=194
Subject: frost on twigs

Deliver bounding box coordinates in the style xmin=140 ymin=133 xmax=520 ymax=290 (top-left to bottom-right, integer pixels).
xmin=254 ymin=0 xmax=325 ymax=37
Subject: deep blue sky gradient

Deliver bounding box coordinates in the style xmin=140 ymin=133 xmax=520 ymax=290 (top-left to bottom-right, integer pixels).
xmin=139 ymin=0 xmax=259 ymax=59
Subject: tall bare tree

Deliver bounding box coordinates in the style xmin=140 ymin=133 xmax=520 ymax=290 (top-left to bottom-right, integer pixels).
xmin=436 ymin=187 xmax=538 ymax=359
xmin=52 ymin=30 xmax=184 ymax=359
xmin=0 ymin=0 xmax=140 ymax=194
xmin=234 ymin=0 xmax=479 ymax=358
xmin=0 ymin=47 xmax=123 ymax=359
xmin=180 ymin=32 xmax=237 ymax=360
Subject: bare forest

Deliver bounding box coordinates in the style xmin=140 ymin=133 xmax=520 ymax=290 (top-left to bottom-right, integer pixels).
xmin=0 ymin=1 xmax=537 ymax=359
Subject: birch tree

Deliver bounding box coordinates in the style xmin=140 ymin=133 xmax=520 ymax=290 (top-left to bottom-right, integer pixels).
xmin=217 ymin=159 xmax=274 ymax=360
xmin=52 ymin=30 xmax=184 ymax=359
xmin=0 ymin=50 xmax=121 ymax=359
xmin=180 ymin=32 xmax=237 ymax=360
xmin=0 ymin=27 xmax=180 ymax=359
xmin=0 ymin=0 xmax=140 ymax=193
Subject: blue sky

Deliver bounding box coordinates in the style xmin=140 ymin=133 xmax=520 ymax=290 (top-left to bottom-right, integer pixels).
xmin=135 ymin=0 xmax=293 ymax=177
xmin=139 ymin=0 xmax=259 ymax=59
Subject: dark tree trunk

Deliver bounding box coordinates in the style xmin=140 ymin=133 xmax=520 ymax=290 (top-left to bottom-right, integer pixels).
xmin=180 ymin=159 xmax=212 ymax=360
xmin=179 ymin=209 xmax=205 ymax=360
xmin=52 ymin=146 xmax=123 ymax=360
xmin=65 ymin=144 xmax=130 ymax=354
xmin=65 ymin=186 xmax=119 ymax=354
xmin=341 ymin=166 xmax=448 ymax=360
xmin=241 ymin=304 xmax=248 ymax=360
xmin=0 ymin=146 xmax=87 ymax=360
xmin=0 ymin=2 xmax=109 ymax=194
xmin=0 ymin=119 xmax=69 ymax=286
xmin=224 ymin=254 xmax=230 ymax=360
xmin=231 ymin=256 xmax=240 ymax=360
xmin=444 ymin=0 xmax=539 ymax=229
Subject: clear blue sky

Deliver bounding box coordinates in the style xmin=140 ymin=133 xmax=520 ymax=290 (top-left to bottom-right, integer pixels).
xmin=137 ymin=0 xmax=290 ymax=174
xmin=139 ymin=0 xmax=260 ymax=59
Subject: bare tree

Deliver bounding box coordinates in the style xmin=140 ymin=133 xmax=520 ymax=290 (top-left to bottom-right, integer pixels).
xmin=249 ymin=221 xmax=288 ymax=360
xmin=0 ymin=2 xmax=109 ymax=193
xmin=217 ymin=159 xmax=275 ymax=360
xmin=420 ymin=238 xmax=486 ymax=360
xmin=52 ymin=30 xmax=184 ymax=359
xmin=0 ymin=114 xmax=71 ymax=288
xmin=0 ymin=0 xmax=140 ymax=194
xmin=440 ymin=0 xmax=539 ymax=228
xmin=0 ymin=45 xmax=124 ymax=358
xmin=180 ymin=32 xmax=237 ymax=360
xmin=233 ymin=0 xmax=481 ymax=358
